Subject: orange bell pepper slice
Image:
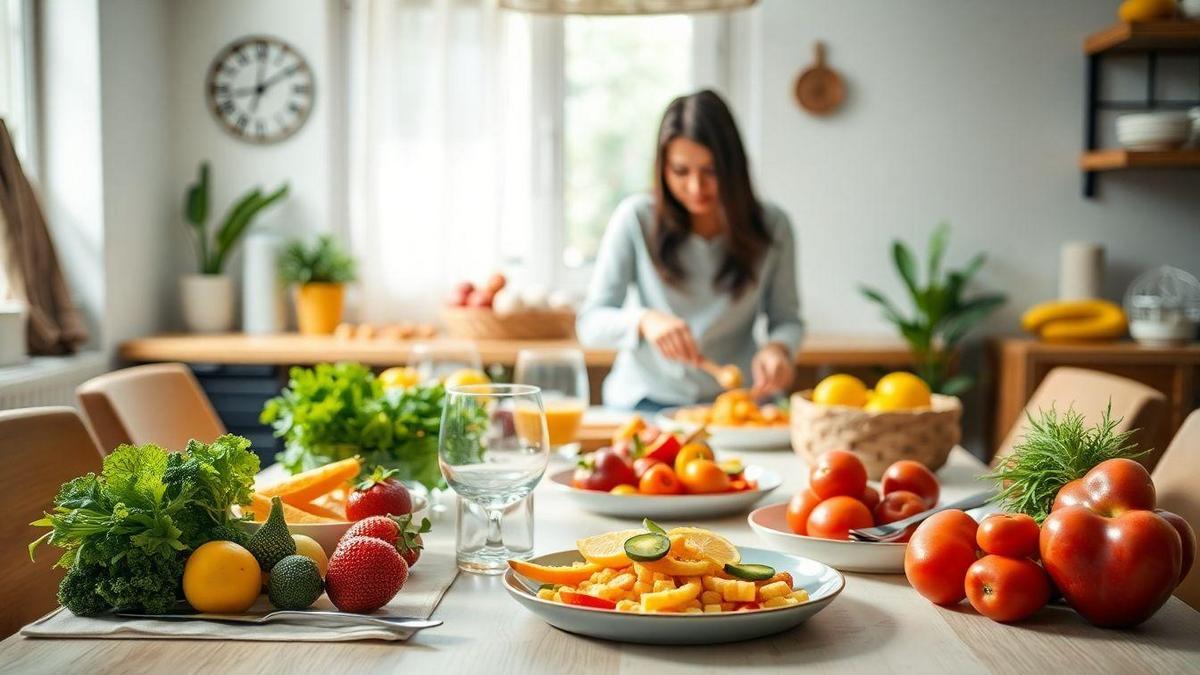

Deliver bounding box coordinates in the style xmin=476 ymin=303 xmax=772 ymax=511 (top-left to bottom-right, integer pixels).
xmin=508 ymin=559 xmax=602 ymax=586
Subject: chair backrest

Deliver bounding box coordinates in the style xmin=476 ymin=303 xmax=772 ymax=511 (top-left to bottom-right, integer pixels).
xmin=992 ymin=367 xmax=1167 ymax=469
xmin=0 ymin=407 xmax=103 ymax=637
xmin=1152 ymin=409 xmax=1200 ymax=611
xmin=77 ymin=363 xmax=225 ymax=453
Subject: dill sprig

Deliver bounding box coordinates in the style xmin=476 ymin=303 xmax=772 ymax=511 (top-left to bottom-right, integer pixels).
xmin=983 ymin=403 xmax=1145 ymax=523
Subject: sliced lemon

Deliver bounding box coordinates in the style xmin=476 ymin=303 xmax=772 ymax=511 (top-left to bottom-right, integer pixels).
xmin=666 ymin=527 xmax=740 ymax=566
xmin=576 ymin=529 xmax=644 ymax=568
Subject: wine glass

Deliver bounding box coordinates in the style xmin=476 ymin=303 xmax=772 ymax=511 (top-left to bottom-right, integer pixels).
xmin=514 ymin=348 xmax=589 ymax=456
xmin=410 ymin=340 xmax=483 ymax=383
xmin=439 ymin=383 xmax=549 ymax=574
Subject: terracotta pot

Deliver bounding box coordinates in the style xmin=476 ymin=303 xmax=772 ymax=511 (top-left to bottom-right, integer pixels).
xmin=294 ymin=282 xmax=345 ymax=335
xmin=180 ymin=274 xmax=235 ymax=333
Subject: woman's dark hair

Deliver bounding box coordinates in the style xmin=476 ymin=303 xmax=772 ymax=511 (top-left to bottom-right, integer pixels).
xmin=651 ymin=89 xmax=770 ymax=296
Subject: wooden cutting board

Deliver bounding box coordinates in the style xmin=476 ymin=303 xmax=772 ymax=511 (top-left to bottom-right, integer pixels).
xmin=794 ymin=41 xmax=845 ymax=116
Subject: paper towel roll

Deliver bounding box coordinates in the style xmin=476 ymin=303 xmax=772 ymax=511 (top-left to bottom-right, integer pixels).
xmin=243 ymin=233 xmax=286 ymax=335
xmin=1059 ymin=242 xmax=1105 ymax=300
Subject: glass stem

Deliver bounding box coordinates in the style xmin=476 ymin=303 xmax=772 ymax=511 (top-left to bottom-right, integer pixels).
xmin=484 ymin=508 xmax=505 ymax=551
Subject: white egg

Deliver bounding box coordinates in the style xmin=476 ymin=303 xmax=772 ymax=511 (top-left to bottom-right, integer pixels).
xmin=520 ymin=285 xmax=549 ymax=309
xmin=547 ymin=290 xmax=575 ymax=310
xmin=491 ymin=288 xmax=523 ymax=316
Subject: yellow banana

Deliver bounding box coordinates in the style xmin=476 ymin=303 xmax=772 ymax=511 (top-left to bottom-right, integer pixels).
xmin=1021 ymin=299 xmax=1126 ymax=341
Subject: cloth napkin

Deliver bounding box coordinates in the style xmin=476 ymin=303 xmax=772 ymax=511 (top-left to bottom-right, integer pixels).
xmin=21 ymin=548 xmax=459 ymax=643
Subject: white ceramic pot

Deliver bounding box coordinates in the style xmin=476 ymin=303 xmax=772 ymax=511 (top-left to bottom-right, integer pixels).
xmin=180 ymin=274 xmax=235 ymax=333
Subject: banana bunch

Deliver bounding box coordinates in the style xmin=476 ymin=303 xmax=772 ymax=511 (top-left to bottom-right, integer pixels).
xmin=1021 ymin=299 xmax=1127 ymax=342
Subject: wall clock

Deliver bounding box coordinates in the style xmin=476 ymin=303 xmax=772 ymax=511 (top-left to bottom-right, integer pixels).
xmin=205 ymin=35 xmax=314 ymax=144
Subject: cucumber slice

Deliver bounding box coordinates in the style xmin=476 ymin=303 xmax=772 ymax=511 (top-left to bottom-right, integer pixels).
xmin=624 ymin=532 xmax=671 ymax=562
xmin=724 ymin=562 xmax=776 ymax=581
xmin=642 ymin=518 xmax=667 ymax=535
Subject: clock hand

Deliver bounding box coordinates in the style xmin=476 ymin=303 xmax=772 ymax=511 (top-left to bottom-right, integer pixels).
xmin=257 ymin=64 xmax=301 ymax=92
xmin=251 ymin=58 xmax=266 ymax=113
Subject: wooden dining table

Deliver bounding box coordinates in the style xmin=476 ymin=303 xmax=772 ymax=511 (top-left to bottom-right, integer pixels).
xmin=2 ymin=446 xmax=1197 ymax=674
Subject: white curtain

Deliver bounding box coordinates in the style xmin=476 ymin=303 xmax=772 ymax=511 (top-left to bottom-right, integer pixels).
xmin=347 ymin=0 xmax=538 ymax=323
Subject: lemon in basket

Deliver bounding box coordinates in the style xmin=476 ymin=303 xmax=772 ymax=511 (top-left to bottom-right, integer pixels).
xmin=871 ymin=372 xmax=932 ymax=411
xmin=812 ymin=374 xmax=869 ymax=408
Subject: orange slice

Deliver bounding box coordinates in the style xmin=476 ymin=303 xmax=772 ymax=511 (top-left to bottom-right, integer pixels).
xmin=576 ymin=529 xmax=644 ymax=568
xmin=246 ymin=493 xmax=339 ymax=524
xmin=256 ymin=458 xmax=362 ymax=503
xmin=508 ymin=560 xmax=602 ymax=586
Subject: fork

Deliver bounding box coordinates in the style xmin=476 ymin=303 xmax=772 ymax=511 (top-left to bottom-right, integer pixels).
xmin=848 ymin=489 xmax=997 ymax=543
xmin=115 ymin=610 xmax=442 ymax=632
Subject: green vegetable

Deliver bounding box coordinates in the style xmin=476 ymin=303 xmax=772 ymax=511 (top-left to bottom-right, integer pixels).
xmin=624 ymin=533 xmax=671 ymax=562
xmin=268 ymin=555 xmax=323 ymax=610
xmin=30 ymin=436 xmax=260 ymax=616
xmin=248 ymin=496 xmax=296 ymax=572
xmin=724 ymin=563 xmax=776 ymax=581
xmin=278 ymin=235 xmax=356 ymax=284
xmin=983 ymin=403 xmax=1144 ymax=523
xmin=261 ymin=362 xmax=479 ymax=490
xmin=183 ymin=161 xmax=289 ymax=275
xmin=642 ymin=518 xmax=667 ymax=535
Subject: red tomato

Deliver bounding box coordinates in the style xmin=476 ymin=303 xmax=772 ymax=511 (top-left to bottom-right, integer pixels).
xmin=785 ymin=490 xmax=823 ymax=536
xmin=679 ymin=459 xmax=731 ymax=494
xmin=638 ymin=464 xmax=684 ymax=495
xmin=808 ymin=450 xmax=868 ymax=500
xmin=904 ymin=509 xmax=979 ymax=605
xmin=806 ymin=496 xmax=874 ymax=540
xmin=572 ymin=449 xmax=636 ymax=492
xmin=860 ymin=485 xmax=881 ymax=511
xmin=632 ymin=457 xmax=663 ymax=480
xmin=964 ymin=554 xmax=1050 ymax=623
xmin=881 ymin=460 xmax=940 ymax=508
xmin=977 ymin=513 xmax=1040 ymax=559
xmin=874 ymin=490 xmax=926 ymax=525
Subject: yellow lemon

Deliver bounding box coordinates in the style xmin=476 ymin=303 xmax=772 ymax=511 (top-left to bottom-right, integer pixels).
xmin=576 ymin=529 xmax=644 ymax=568
xmin=872 ymin=372 xmax=932 ymax=411
xmin=444 ymin=368 xmax=490 ymax=388
xmin=812 ymin=374 xmax=870 ymax=408
xmin=183 ymin=541 xmax=262 ymax=613
xmin=379 ymin=366 xmax=420 ymax=390
xmin=292 ymin=534 xmax=329 ymax=578
xmin=666 ymin=527 xmax=740 ymax=566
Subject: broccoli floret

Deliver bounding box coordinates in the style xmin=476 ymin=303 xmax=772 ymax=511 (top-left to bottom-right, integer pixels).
xmin=58 ymin=565 xmax=109 ymax=617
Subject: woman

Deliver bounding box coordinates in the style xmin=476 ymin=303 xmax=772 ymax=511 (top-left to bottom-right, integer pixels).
xmin=577 ymin=89 xmax=803 ymax=411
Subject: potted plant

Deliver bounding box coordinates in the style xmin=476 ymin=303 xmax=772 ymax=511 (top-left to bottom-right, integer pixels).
xmin=279 ymin=235 xmax=356 ymax=335
xmin=859 ymin=223 xmax=1006 ymax=395
xmin=181 ymin=162 xmax=288 ymax=333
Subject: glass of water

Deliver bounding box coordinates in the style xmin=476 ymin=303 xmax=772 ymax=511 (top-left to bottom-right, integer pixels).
xmin=439 ymin=383 xmax=549 ymax=574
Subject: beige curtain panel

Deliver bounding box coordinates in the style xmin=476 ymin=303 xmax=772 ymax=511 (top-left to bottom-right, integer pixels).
xmin=0 ymin=119 xmax=87 ymax=354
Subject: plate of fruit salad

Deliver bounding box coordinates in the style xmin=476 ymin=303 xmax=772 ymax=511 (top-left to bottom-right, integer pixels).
xmin=504 ymin=522 xmax=843 ymax=644
xmin=748 ymin=451 xmax=942 ymax=573
xmin=658 ymin=390 xmax=792 ymax=450
xmin=549 ymin=433 xmax=780 ymax=519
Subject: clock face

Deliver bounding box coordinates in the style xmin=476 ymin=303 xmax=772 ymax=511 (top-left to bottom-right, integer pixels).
xmin=205 ymin=35 xmax=314 ymax=144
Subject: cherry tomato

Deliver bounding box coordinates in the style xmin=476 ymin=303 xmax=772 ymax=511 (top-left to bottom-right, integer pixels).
xmin=904 ymin=509 xmax=979 ymax=605
xmin=679 ymin=459 xmax=731 ymax=494
xmin=639 ymin=463 xmax=684 ymax=495
xmin=881 ymin=460 xmax=940 ymax=508
xmin=874 ymin=490 xmax=926 ymax=525
xmin=860 ymin=485 xmax=881 ymax=511
xmin=808 ymin=450 xmax=868 ymax=500
xmin=632 ymin=457 xmax=663 ymax=480
xmin=964 ymin=554 xmax=1050 ymax=622
xmin=785 ymin=490 xmax=823 ymax=536
xmin=806 ymin=496 xmax=874 ymax=540
xmin=977 ymin=513 xmax=1040 ymax=559
xmin=674 ymin=443 xmax=715 ymax=475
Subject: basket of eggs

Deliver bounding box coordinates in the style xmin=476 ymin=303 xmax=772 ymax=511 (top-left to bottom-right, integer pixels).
xmin=441 ymin=273 xmax=576 ymax=340
xmin=790 ymin=372 xmax=961 ymax=479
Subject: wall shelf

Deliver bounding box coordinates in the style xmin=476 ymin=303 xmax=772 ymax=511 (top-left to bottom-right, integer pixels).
xmin=1085 ymin=21 xmax=1200 ymax=55
xmin=1080 ymin=149 xmax=1200 ymax=171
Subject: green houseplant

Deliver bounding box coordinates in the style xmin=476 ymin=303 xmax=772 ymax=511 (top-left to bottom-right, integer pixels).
xmin=179 ymin=162 xmax=288 ymax=333
xmin=279 ymin=235 xmax=356 ymax=335
xmin=859 ymin=223 xmax=1006 ymax=395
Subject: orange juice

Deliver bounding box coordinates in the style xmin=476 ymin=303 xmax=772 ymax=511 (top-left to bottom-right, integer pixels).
xmin=515 ymin=399 xmax=585 ymax=447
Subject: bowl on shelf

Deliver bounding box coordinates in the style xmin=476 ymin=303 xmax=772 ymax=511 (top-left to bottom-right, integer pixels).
xmin=1116 ymin=112 xmax=1192 ymax=151
xmin=440 ymin=306 xmax=575 ymax=340
xmin=789 ymin=391 xmax=961 ymax=480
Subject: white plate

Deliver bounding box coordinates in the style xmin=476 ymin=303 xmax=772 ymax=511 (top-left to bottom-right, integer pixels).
xmin=657 ymin=408 xmax=792 ymax=450
xmin=548 ymin=465 xmax=780 ymax=519
xmin=748 ymin=501 xmax=907 ymax=574
xmin=236 ymin=494 xmax=429 ymax=556
xmin=504 ymin=546 xmax=844 ymax=645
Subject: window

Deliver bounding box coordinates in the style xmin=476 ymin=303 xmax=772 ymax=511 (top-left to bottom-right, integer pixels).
xmin=0 ymin=0 xmax=35 ymax=301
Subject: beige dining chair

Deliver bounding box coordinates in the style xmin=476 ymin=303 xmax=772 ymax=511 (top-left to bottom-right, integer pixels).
xmin=0 ymin=407 xmax=104 ymax=637
xmin=77 ymin=362 xmax=225 ymax=453
xmin=1153 ymin=409 xmax=1200 ymax=610
xmin=991 ymin=367 xmax=1167 ymax=470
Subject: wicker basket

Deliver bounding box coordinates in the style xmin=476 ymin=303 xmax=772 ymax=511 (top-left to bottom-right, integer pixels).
xmin=440 ymin=307 xmax=575 ymax=340
xmin=790 ymin=391 xmax=962 ymax=479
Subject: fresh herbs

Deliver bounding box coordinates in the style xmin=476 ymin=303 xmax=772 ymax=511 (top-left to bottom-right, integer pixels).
xmin=983 ymin=404 xmax=1144 ymax=523
xmin=29 ymin=436 xmax=260 ymax=615
xmin=278 ymin=235 xmax=356 ymax=285
xmin=261 ymin=362 xmax=467 ymax=490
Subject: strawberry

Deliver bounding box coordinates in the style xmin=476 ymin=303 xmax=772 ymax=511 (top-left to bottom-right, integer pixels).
xmin=346 ymin=467 xmax=413 ymax=521
xmin=325 ymin=536 xmax=409 ymax=613
xmin=339 ymin=514 xmax=432 ymax=568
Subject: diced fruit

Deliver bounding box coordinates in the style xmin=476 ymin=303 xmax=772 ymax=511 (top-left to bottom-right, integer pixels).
xmin=577 ymin=529 xmax=643 ymax=568
xmin=624 ymin=533 xmax=671 ymax=562
xmin=257 ymin=457 xmax=362 ymax=504
xmin=346 ymin=467 xmax=413 ymax=521
xmin=183 ymin=541 xmax=262 ymax=614
xmin=641 ymin=581 xmax=701 ymax=612
xmin=325 ymin=536 xmax=409 ymax=613
xmin=667 ymin=527 xmax=740 ymax=566
xmin=247 ymin=496 xmax=298 ymax=573
xmin=246 ymin=492 xmax=339 ymax=524
xmin=268 ymin=554 xmax=324 ymax=610
xmin=610 ymin=484 xmax=638 ymax=495
xmin=643 ymin=434 xmax=682 ymax=465
xmin=508 ymin=559 xmax=603 ymax=586
xmin=560 ymin=590 xmax=617 ymax=610
xmin=758 ymin=580 xmax=792 ymax=600
xmin=724 ymin=562 xmax=776 ymax=581
xmin=292 ymin=534 xmax=329 ymax=577
xmin=674 ymin=443 xmax=715 ymax=475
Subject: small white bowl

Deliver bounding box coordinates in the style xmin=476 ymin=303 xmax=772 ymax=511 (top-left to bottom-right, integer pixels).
xmin=236 ymin=494 xmax=429 ymax=555
xmin=748 ymin=501 xmax=907 ymax=574
xmin=548 ymin=465 xmax=780 ymax=519
xmin=657 ymin=408 xmax=792 ymax=451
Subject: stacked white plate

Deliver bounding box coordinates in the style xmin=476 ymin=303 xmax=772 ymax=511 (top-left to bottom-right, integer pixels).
xmin=1116 ymin=112 xmax=1192 ymax=151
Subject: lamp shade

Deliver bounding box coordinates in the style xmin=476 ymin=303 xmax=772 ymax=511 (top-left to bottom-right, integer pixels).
xmin=498 ymin=0 xmax=756 ymax=14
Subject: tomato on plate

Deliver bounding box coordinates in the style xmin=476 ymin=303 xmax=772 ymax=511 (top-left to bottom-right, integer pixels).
xmin=874 ymin=490 xmax=925 ymax=526
xmin=964 ymin=554 xmax=1050 ymax=623
xmin=679 ymin=459 xmax=731 ymax=494
xmin=881 ymin=460 xmax=939 ymax=508
xmin=860 ymin=486 xmax=881 ymax=511
xmin=785 ymin=490 xmax=823 ymax=536
xmin=632 ymin=457 xmax=663 ymax=480
xmin=904 ymin=509 xmax=979 ymax=605
xmin=806 ymin=496 xmax=873 ymax=540
xmin=674 ymin=443 xmax=715 ymax=475
xmin=977 ymin=513 xmax=1040 ymax=559
xmin=808 ymin=450 xmax=868 ymax=500
xmin=639 ymin=464 xmax=684 ymax=495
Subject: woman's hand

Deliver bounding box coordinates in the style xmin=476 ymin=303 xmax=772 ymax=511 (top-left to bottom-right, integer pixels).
xmin=751 ymin=343 xmax=793 ymax=398
xmin=639 ymin=310 xmax=701 ymax=365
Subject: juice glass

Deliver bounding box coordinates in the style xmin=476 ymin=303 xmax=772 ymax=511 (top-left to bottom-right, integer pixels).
xmin=514 ymin=348 xmax=588 ymax=455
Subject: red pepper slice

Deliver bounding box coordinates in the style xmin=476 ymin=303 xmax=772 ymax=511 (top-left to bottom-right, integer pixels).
xmin=559 ymin=590 xmax=617 ymax=610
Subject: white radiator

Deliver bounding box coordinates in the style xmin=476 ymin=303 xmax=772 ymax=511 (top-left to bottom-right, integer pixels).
xmin=0 ymin=352 xmax=109 ymax=410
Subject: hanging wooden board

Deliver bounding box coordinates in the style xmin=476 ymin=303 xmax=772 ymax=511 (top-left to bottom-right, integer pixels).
xmin=794 ymin=41 xmax=845 ymax=116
